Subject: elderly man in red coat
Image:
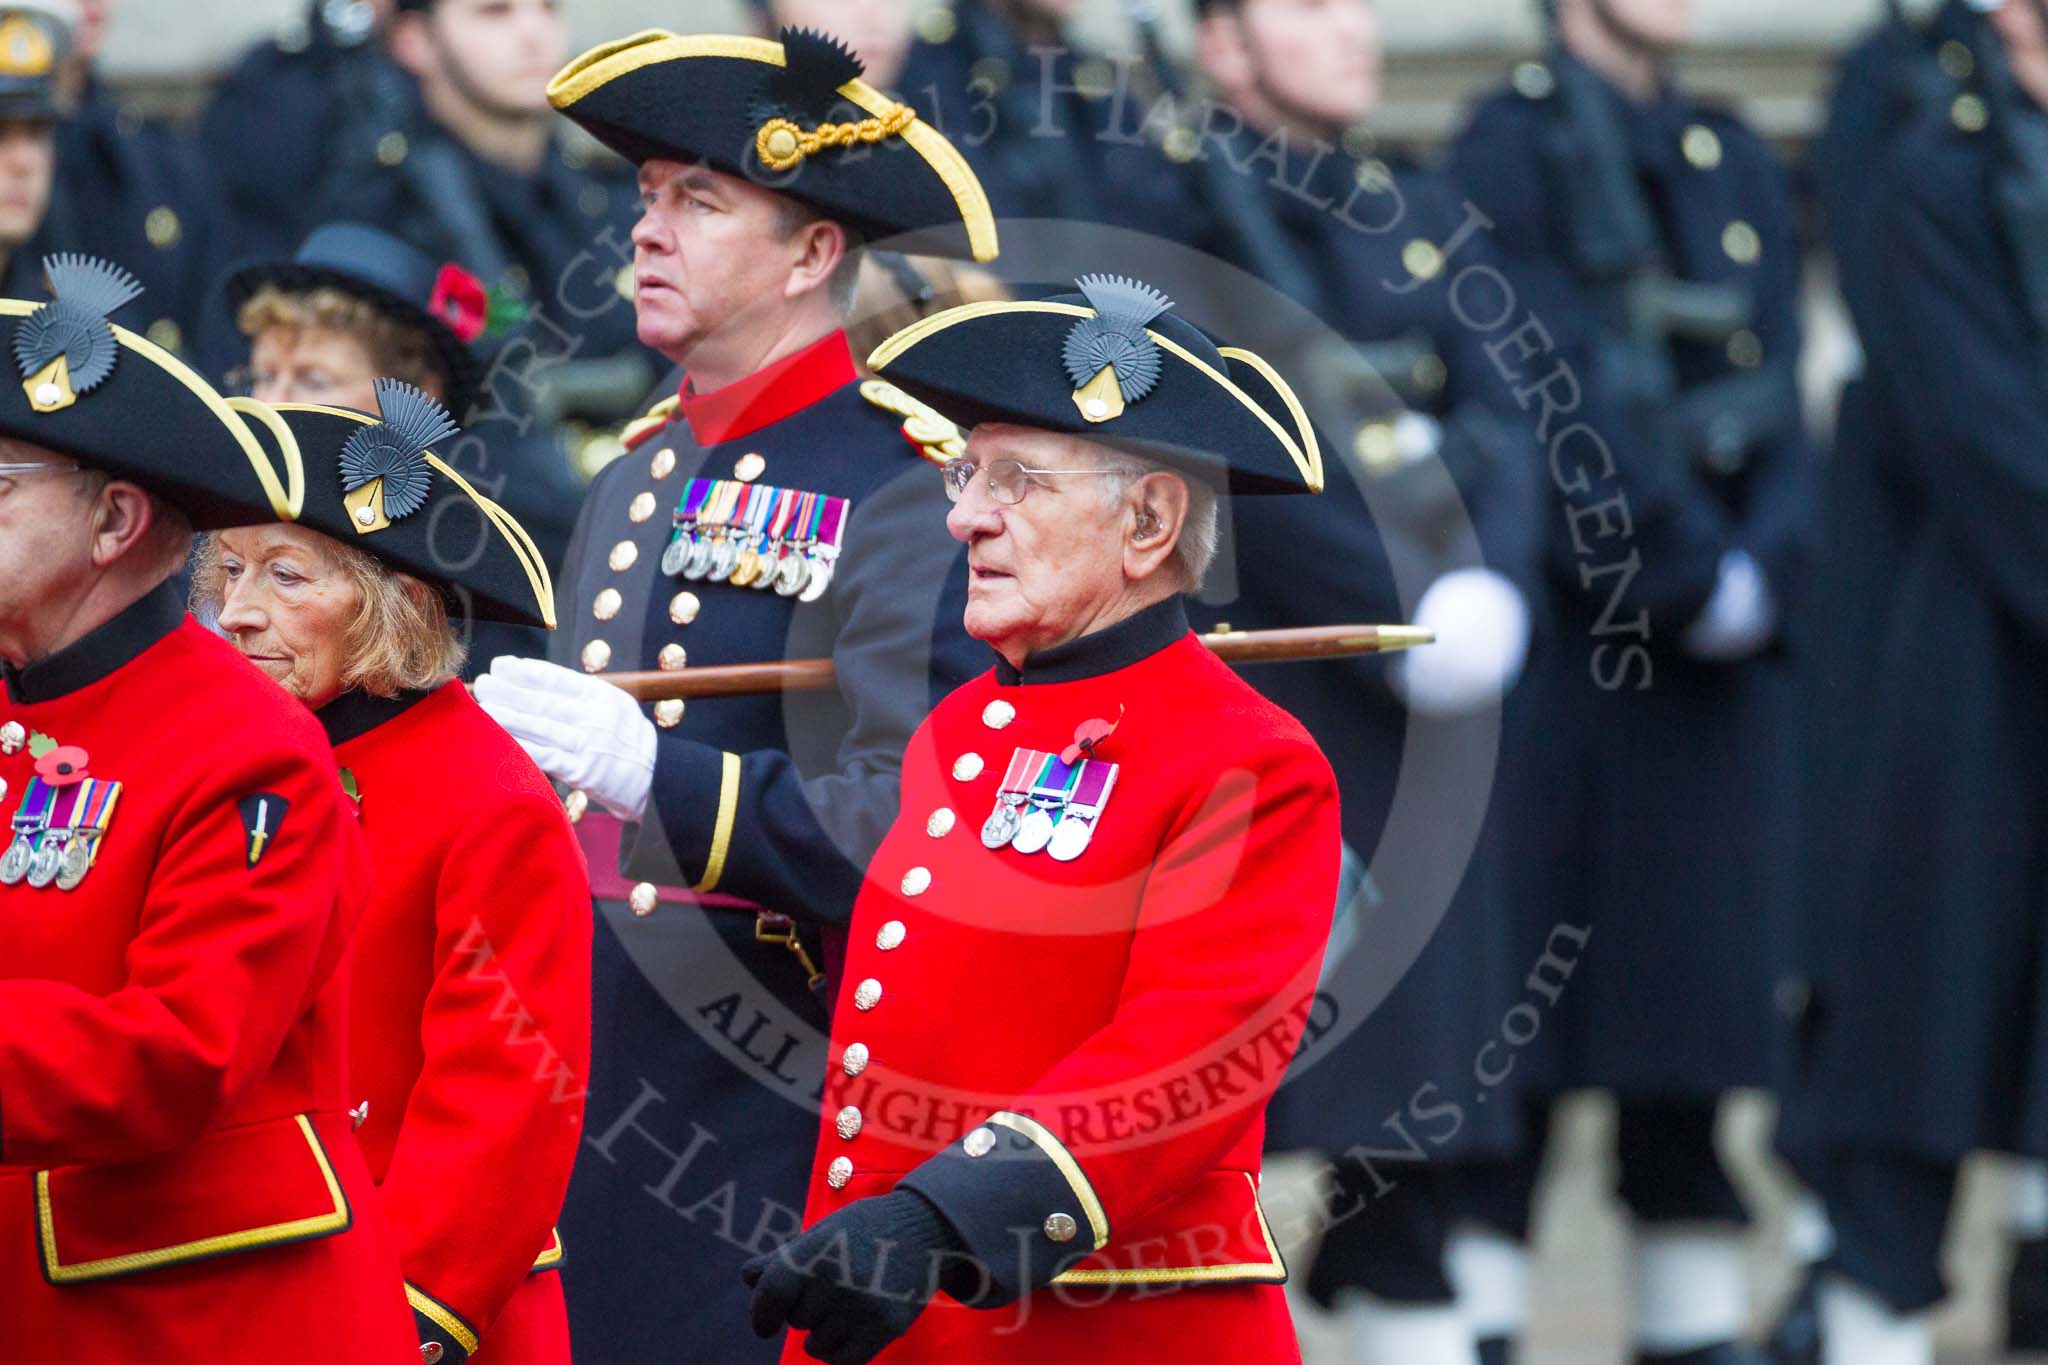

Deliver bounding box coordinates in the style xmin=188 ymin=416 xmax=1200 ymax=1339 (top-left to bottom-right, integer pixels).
xmin=0 ymin=256 xmax=416 ymax=1360
xmin=743 ymin=276 xmax=1344 ymax=1365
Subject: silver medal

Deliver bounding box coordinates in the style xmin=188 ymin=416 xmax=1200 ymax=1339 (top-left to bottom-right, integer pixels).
xmin=751 ymin=543 xmax=783 ymax=590
xmin=26 ymin=836 xmax=63 ymax=889
xmin=1047 ymin=815 xmax=1097 ymax=863
xmin=681 ymin=534 xmax=714 ymax=581
xmin=661 ymin=534 xmax=689 ymax=577
xmin=0 ymin=835 xmax=29 ymax=885
xmin=774 ymin=552 xmax=809 ymax=597
xmin=707 ymin=533 xmax=740 ymax=581
xmin=981 ymin=796 xmax=1023 ymax=848
xmin=55 ymin=836 xmax=93 ymax=890
xmin=1011 ymin=807 xmax=1057 ymax=855
xmin=799 ymin=553 xmax=835 ymax=603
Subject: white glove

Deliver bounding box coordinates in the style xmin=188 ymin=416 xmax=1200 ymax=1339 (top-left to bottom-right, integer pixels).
xmin=1390 ymin=567 xmax=1532 ymax=718
xmin=475 ymin=655 xmax=657 ymax=820
xmin=1681 ymin=548 xmax=1778 ymax=661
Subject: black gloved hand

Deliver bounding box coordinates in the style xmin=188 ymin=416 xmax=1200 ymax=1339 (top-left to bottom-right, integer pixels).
xmin=741 ymin=1189 xmax=967 ymax=1365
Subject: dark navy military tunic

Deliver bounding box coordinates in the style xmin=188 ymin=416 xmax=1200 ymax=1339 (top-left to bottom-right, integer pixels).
xmin=551 ymin=330 xmax=979 ymax=1364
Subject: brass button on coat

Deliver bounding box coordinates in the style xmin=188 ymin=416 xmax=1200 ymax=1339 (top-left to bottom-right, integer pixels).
xmin=658 ymin=644 xmax=688 ymax=671
xmin=952 ymin=753 xmax=984 ymax=781
xmin=650 ymin=447 xmax=677 ymax=480
xmin=900 ymin=867 xmax=931 ymax=897
xmin=1043 ymin=1213 xmax=1078 ymax=1243
xmin=580 ymin=640 xmax=612 ymax=673
xmin=629 ymin=491 xmax=658 ymax=523
xmin=669 ymin=591 xmax=701 ymax=625
xmin=982 ymin=700 xmax=1016 ymax=729
xmin=734 ymin=451 xmax=766 ymax=482
xmin=593 ymin=588 xmax=622 ymax=621
xmin=842 ymin=1042 xmax=870 ymax=1077
xmin=608 ymin=540 xmax=638 ymax=572
xmin=836 ymin=1106 xmax=864 ymax=1140
xmin=827 ymin=1156 xmax=853 ymax=1189
xmin=926 ymin=807 xmax=956 ymax=838
xmin=855 ymin=978 xmax=882 ymax=1011
xmin=963 ymin=1126 xmax=996 ymax=1158
xmin=628 ymin=883 xmax=659 ymax=917
xmin=877 ymin=920 xmax=906 ymax=951
xmin=654 ymin=699 xmax=685 ymax=729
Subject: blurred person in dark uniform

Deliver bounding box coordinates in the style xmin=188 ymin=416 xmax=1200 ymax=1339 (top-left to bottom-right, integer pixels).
xmin=198 ymin=0 xmax=400 ymax=259
xmin=49 ymin=0 xmax=229 ymax=354
xmin=0 ymin=1 xmax=221 ymax=354
xmin=1772 ymin=2 xmax=2048 ymax=1361
xmin=310 ymin=0 xmax=647 ymax=386
xmin=1769 ymin=4 xmax=1983 ymax=1363
xmin=474 ymin=26 xmax=997 ymax=1363
xmin=1445 ymin=0 xmax=1817 ymax=1360
xmin=893 ymin=0 xmax=1123 ymax=222
xmin=1096 ymin=1 xmax=1547 ymax=1359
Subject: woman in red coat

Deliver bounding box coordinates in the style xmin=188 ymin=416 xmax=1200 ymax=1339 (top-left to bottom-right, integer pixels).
xmin=743 ymin=277 xmax=1343 ymax=1365
xmin=196 ymin=363 xmax=589 ymax=1365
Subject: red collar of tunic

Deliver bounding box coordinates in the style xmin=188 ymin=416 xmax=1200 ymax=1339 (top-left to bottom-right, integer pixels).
xmin=676 ymin=329 xmax=857 ymax=445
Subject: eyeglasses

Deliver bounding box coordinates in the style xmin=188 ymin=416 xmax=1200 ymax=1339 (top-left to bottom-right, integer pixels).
xmin=941 ymin=458 xmax=1126 ymax=506
xmin=0 ymin=461 xmax=83 ymax=481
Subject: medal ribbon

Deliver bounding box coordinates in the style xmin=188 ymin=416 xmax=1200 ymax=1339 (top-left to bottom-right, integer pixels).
xmin=1067 ymin=761 xmax=1117 ymax=814
xmin=817 ymin=495 xmax=849 ymax=552
xmin=12 ymin=777 xmax=54 ymax=836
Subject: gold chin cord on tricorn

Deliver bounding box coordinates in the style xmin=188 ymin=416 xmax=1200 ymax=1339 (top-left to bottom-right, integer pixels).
xmin=755 ymin=102 xmax=916 ymax=172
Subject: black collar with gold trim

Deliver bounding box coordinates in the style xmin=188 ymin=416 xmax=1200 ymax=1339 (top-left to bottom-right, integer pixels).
xmin=993 ymin=595 xmax=1189 ymax=687
xmin=317 ymin=685 xmax=439 ymax=747
xmin=3 ymin=579 xmax=185 ymax=705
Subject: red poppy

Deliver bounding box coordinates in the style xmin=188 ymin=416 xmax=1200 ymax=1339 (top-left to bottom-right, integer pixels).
xmin=428 ymin=263 xmax=488 ymax=344
xmin=1061 ymin=710 xmax=1123 ymax=766
xmin=35 ymin=745 xmax=90 ymax=786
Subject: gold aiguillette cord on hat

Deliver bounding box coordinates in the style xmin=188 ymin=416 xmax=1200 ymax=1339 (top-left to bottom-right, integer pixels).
xmin=755 ymin=102 xmax=916 ymax=172
xmin=600 ymin=624 xmax=1434 ymax=703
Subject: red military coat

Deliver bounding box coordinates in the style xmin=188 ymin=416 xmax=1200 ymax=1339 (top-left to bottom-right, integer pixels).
xmin=784 ymin=598 xmax=1341 ymax=1364
xmin=0 ymin=584 xmax=417 ymax=1362
xmin=324 ymin=680 xmax=591 ymax=1365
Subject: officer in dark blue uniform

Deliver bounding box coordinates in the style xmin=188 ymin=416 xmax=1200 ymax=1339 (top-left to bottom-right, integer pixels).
xmin=1770 ymin=5 xmax=1982 ymax=1363
xmin=197 ymin=0 xmax=397 ymax=259
xmin=0 ymin=1 xmax=223 ymax=356
xmin=1090 ymin=2 xmax=1548 ymax=1358
xmin=472 ymin=26 xmax=998 ymax=1363
xmin=891 ymin=0 xmax=1124 ymax=222
xmin=1773 ymin=3 xmax=2048 ymax=1361
xmin=1444 ymin=1 xmax=1816 ymax=1361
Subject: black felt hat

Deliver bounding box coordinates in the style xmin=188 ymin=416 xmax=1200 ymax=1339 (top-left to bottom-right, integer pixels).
xmin=223 ymin=223 xmax=488 ymax=417
xmin=267 ymin=382 xmax=555 ymax=628
xmin=0 ymin=254 xmax=308 ymax=529
xmin=866 ymin=275 xmax=1324 ymax=495
xmin=547 ymin=27 xmax=998 ymax=263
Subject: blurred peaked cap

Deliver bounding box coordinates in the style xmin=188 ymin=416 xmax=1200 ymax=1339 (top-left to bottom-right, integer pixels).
xmin=0 ymin=3 xmax=73 ymax=120
xmin=866 ymin=275 xmax=1324 ymax=496
xmin=546 ymin=28 xmax=998 ymax=263
xmin=222 ymin=223 xmax=485 ymax=417
xmin=0 ymin=253 xmax=310 ymax=530
xmin=260 ymin=382 xmax=556 ymax=628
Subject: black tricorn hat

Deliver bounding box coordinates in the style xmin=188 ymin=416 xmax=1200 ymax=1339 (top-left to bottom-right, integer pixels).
xmin=0 ymin=254 xmax=307 ymax=529
xmin=866 ymin=275 xmax=1324 ymax=495
xmin=547 ymin=28 xmax=998 ymax=263
xmin=266 ymin=381 xmax=555 ymax=628
xmin=222 ymin=223 xmax=488 ymax=417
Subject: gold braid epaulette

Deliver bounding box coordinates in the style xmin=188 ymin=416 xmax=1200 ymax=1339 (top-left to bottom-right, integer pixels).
xmin=756 ymin=103 xmax=917 ymax=173
xmin=621 ymin=395 xmax=681 ymax=451
xmin=860 ymin=379 xmax=963 ymax=465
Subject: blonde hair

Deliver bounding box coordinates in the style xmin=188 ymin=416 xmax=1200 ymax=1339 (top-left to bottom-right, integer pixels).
xmin=237 ymin=284 xmax=445 ymax=393
xmin=191 ymin=531 xmax=466 ymax=697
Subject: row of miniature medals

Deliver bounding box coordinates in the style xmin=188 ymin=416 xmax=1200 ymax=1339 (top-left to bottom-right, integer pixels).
xmin=0 ymin=723 xmax=120 ymax=891
xmin=660 ymin=477 xmax=849 ymax=602
xmin=980 ymin=746 xmax=1119 ymax=863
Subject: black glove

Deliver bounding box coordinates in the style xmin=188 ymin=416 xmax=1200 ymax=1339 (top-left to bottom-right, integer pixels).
xmin=741 ymin=1189 xmax=969 ymax=1365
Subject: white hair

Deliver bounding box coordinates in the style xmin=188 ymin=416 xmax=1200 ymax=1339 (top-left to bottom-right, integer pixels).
xmin=1095 ymin=448 xmax=1220 ymax=591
